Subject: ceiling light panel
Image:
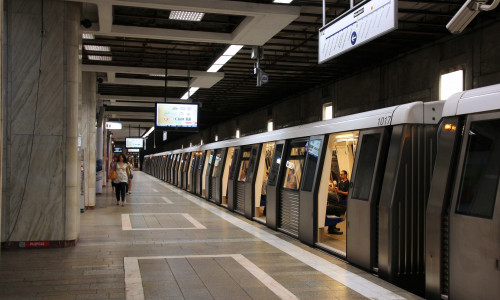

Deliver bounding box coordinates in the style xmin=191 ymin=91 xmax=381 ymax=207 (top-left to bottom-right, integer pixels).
xmin=88 ymin=55 xmax=112 ymax=61
xmin=207 ymin=64 xmax=223 ymax=73
xmin=223 ymin=45 xmax=243 ymax=56
xmin=82 ymin=33 xmax=95 ymax=39
xmin=84 ymin=45 xmax=110 ymax=52
xmin=273 ymin=0 xmax=293 ymax=3
xmin=213 ymin=55 xmax=232 ymax=66
xmin=169 ymin=11 xmax=205 ymax=22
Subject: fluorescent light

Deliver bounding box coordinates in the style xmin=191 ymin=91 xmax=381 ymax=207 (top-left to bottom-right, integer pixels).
xmin=84 ymin=45 xmax=110 ymax=52
xmin=181 ymin=87 xmax=199 ymax=100
xmin=88 ymin=55 xmax=112 ymax=61
xmin=236 ymin=129 xmax=240 ymax=139
xmin=149 ymin=73 xmax=165 ymax=77
xmin=207 ymin=64 xmax=223 ymax=73
xmin=223 ymin=45 xmax=243 ymax=56
xmin=215 ymin=135 xmax=218 ymax=141
xmin=169 ymin=11 xmax=204 ymax=21
xmin=82 ymin=33 xmax=95 ymax=39
xmin=213 ymin=55 xmax=232 ymax=65
xmin=267 ymin=120 xmax=273 ymax=132
xmin=143 ymin=126 xmax=155 ymax=138
xmin=273 ymin=0 xmax=293 ymax=3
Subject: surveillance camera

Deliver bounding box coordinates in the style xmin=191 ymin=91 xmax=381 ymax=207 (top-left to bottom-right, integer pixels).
xmin=446 ymin=0 xmax=499 ymax=34
xmin=80 ymin=19 xmax=92 ymax=29
xmin=97 ymin=78 xmax=104 ymax=84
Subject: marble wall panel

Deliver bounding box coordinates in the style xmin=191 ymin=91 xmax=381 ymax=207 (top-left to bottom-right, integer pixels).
xmin=6 ymin=134 xmax=64 ymax=241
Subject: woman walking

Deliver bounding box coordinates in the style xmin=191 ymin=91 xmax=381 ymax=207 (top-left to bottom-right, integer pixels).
xmin=109 ymin=155 xmax=118 ymax=193
xmin=115 ymin=153 xmax=130 ymax=206
xmin=127 ymin=156 xmax=134 ymax=194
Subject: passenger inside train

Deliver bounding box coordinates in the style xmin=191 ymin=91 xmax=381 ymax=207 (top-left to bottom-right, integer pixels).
xmin=318 ymin=131 xmax=358 ymax=254
xmin=255 ymin=142 xmax=275 ymax=222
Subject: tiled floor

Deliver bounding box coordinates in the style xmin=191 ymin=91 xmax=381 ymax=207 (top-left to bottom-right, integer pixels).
xmin=0 ymin=172 xmax=423 ymax=299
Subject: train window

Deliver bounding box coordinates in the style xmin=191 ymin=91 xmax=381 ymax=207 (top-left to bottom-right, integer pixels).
xmin=352 ymin=134 xmax=381 ymax=201
xmin=238 ymin=150 xmax=251 ymax=182
xmin=246 ymin=148 xmax=259 ymax=179
xmin=228 ymin=148 xmax=240 ymax=180
xmin=212 ymin=151 xmax=222 ymax=176
xmin=268 ymin=144 xmax=284 ymax=186
xmin=302 ymin=139 xmax=322 ymax=192
xmin=456 ymin=119 xmax=500 ymax=219
xmin=282 ymin=141 xmax=307 ymax=190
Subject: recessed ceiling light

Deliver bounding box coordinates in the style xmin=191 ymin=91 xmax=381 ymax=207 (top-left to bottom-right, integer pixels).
xmin=207 ymin=64 xmax=223 ymax=73
xmin=82 ymin=33 xmax=95 ymax=39
xmin=149 ymin=74 xmax=166 ymax=77
xmin=181 ymin=87 xmax=200 ymax=100
xmin=169 ymin=11 xmax=205 ymax=22
xmin=88 ymin=55 xmax=112 ymax=61
xmin=273 ymin=0 xmax=293 ymax=3
xmin=223 ymin=45 xmax=243 ymax=56
xmin=213 ymin=55 xmax=232 ymax=66
xmin=84 ymin=45 xmax=110 ymax=52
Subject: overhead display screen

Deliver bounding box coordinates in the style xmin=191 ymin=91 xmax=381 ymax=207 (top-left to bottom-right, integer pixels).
xmin=126 ymin=138 xmax=144 ymax=149
xmin=156 ymin=102 xmax=198 ymax=131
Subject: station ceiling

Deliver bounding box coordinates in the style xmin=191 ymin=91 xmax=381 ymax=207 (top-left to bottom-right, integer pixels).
xmin=77 ymin=0 xmax=500 ymax=143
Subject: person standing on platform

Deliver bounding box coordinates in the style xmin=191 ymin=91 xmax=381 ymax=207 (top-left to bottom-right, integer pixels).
xmin=109 ymin=155 xmax=117 ymax=193
xmin=127 ymin=156 xmax=134 ymax=194
xmin=115 ymin=153 xmax=130 ymax=206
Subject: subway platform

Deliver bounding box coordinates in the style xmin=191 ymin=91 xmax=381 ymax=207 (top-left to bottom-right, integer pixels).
xmin=0 ymin=172 xmax=422 ymax=300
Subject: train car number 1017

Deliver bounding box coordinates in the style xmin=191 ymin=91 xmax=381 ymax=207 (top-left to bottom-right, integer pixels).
xmin=378 ymin=116 xmax=392 ymax=126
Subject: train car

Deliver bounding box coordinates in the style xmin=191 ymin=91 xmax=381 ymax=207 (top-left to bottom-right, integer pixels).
xmin=425 ymin=84 xmax=500 ymax=300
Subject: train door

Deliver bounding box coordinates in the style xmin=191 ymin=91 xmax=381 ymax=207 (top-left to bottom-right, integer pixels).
xmin=184 ymin=153 xmax=191 ymax=190
xmin=243 ymin=144 xmax=262 ymax=219
xmin=221 ymin=147 xmax=235 ymax=207
xmin=278 ymin=138 xmax=308 ymax=238
xmin=166 ymin=155 xmax=172 ymax=183
xmin=203 ymin=151 xmax=214 ymax=198
xmin=447 ymin=114 xmax=500 ymax=300
xmin=227 ymin=147 xmax=241 ymax=211
xmin=196 ymin=151 xmax=206 ymax=196
xmin=266 ymin=140 xmax=288 ymax=230
xmin=234 ymin=147 xmax=252 ymax=215
xmin=177 ymin=154 xmax=184 ymax=188
xmin=253 ymin=142 xmax=275 ymax=224
xmin=210 ymin=149 xmax=227 ymax=204
xmin=161 ymin=156 xmax=166 ymax=181
xmin=316 ymin=131 xmax=358 ymax=255
xmin=173 ymin=154 xmax=180 ymax=186
xmin=189 ymin=153 xmax=199 ymax=193
xmin=347 ymin=129 xmax=389 ymax=269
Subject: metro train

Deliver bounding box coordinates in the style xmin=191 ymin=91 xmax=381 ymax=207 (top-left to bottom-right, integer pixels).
xmin=143 ymin=83 xmax=500 ymax=300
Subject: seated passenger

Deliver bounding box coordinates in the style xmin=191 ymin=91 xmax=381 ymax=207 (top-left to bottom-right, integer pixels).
xmin=326 ymin=170 xmax=349 ymax=235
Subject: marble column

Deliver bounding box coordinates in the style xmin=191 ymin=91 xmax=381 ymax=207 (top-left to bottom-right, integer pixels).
xmin=0 ymin=0 xmax=4 ymax=251
xmin=2 ymin=0 xmax=81 ymax=246
xmin=81 ymin=72 xmax=96 ymax=207
xmin=96 ymin=120 xmax=103 ymax=194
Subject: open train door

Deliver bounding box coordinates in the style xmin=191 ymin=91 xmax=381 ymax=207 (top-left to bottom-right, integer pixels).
xmin=347 ymin=128 xmax=389 ymax=271
xmin=447 ymin=113 xmax=500 ymax=300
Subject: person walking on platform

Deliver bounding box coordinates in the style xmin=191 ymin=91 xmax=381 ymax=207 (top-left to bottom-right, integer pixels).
xmin=127 ymin=156 xmax=134 ymax=194
xmin=109 ymin=155 xmax=118 ymax=193
xmin=115 ymin=153 xmax=130 ymax=206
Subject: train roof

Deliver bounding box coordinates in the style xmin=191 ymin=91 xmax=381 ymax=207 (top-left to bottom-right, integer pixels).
xmin=442 ymin=83 xmax=500 ymax=117
xmin=147 ymin=100 xmax=444 ymax=157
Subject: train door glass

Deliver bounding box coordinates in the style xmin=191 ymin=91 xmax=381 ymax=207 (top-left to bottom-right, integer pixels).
xmin=317 ymin=131 xmax=359 ymax=254
xmin=222 ymin=147 xmax=235 ymax=206
xmin=449 ymin=116 xmax=500 ymax=299
xmin=238 ymin=150 xmax=251 ymax=182
xmin=212 ymin=151 xmax=222 ymax=177
xmin=255 ymin=142 xmax=275 ymax=222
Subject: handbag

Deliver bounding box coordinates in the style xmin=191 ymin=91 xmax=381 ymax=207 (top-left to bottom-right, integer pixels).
xmin=109 ymin=170 xmax=117 ymax=180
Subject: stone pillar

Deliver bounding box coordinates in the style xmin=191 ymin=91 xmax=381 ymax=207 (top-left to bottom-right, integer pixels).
xmin=2 ymin=0 xmax=80 ymax=246
xmin=0 ymin=0 xmax=4 ymax=251
xmin=96 ymin=120 xmax=103 ymax=194
xmin=81 ymin=72 xmax=96 ymax=207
